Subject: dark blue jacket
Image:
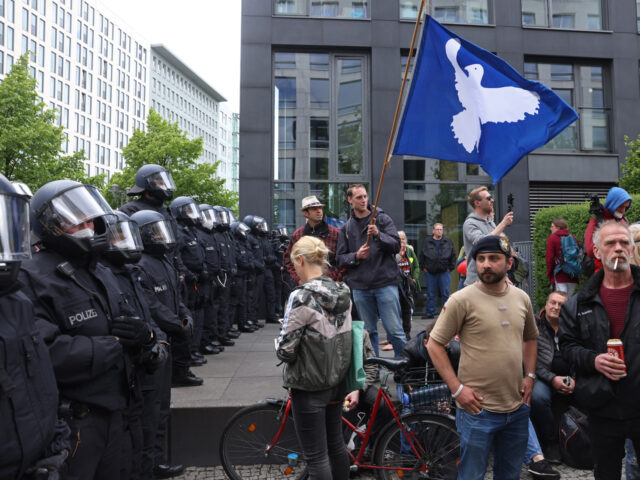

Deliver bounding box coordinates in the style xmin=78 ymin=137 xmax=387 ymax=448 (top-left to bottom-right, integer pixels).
xmin=336 ymin=205 xmax=402 ymax=290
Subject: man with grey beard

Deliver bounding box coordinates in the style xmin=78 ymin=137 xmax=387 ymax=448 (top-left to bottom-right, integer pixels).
xmin=560 ymin=220 xmax=640 ymax=479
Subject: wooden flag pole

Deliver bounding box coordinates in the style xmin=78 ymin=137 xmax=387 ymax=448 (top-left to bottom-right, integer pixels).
xmin=365 ymin=0 xmax=428 ymax=246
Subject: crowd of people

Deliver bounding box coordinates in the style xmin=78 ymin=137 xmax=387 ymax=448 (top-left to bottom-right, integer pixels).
xmin=4 ymin=165 xmax=640 ymax=480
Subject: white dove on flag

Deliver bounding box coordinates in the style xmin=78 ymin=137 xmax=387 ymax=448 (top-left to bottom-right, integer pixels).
xmin=445 ymin=39 xmax=540 ymax=153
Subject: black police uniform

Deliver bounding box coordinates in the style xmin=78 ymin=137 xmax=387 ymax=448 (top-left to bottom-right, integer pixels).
xmin=194 ymin=226 xmax=223 ymax=349
xmin=212 ymin=227 xmax=237 ymax=337
xmin=256 ymin=232 xmax=278 ymax=323
xmin=229 ymin=227 xmax=256 ymax=332
xmin=174 ymin=221 xmax=208 ymax=356
xmin=136 ymin=249 xmax=196 ymax=473
xmin=0 ymin=284 xmax=70 ymax=480
xmin=102 ymin=257 xmax=168 ymax=480
xmin=19 ymin=249 xmax=136 ymax=480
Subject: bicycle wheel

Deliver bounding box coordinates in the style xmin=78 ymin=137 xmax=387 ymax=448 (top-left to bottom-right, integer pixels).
xmin=219 ymin=401 xmax=308 ymax=480
xmin=373 ymin=413 xmax=459 ymax=480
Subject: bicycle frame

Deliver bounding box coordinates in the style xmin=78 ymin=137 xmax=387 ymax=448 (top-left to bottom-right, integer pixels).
xmin=264 ymin=382 xmax=434 ymax=473
xmin=341 ymin=378 xmax=428 ymax=472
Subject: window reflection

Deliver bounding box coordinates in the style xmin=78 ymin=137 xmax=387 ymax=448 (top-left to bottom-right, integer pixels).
xmin=400 ymin=0 xmax=489 ymax=24
xmin=275 ymin=0 xmax=368 ymax=18
xmin=521 ymin=0 xmax=603 ymax=30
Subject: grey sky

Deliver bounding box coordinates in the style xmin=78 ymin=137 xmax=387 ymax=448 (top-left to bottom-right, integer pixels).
xmin=99 ymin=0 xmax=241 ymax=113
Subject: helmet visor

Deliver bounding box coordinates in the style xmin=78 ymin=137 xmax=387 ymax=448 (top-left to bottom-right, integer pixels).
xmin=146 ymin=170 xmax=176 ymax=192
xmin=12 ymin=182 xmax=33 ymax=198
xmin=0 ymin=193 xmax=31 ymax=261
xmin=215 ymin=209 xmax=230 ymax=225
xmin=143 ymin=220 xmax=176 ymax=246
xmin=277 ymin=227 xmax=288 ymax=237
xmin=201 ymin=208 xmax=215 ymax=230
xmin=181 ymin=202 xmax=200 ymax=221
xmin=39 ymin=185 xmax=114 ymax=235
xmin=237 ymin=223 xmax=250 ymax=237
xmin=227 ymin=210 xmax=237 ymax=223
xmin=258 ymin=220 xmax=269 ymax=233
xmin=107 ymin=219 xmax=144 ymax=252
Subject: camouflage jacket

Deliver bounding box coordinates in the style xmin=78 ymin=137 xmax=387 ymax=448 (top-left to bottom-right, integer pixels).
xmin=277 ymin=275 xmax=352 ymax=391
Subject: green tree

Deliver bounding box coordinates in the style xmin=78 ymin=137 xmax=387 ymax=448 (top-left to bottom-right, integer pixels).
xmin=106 ymin=109 xmax=237 ymax=210
xmin=619 ymin=134 xmax=640 ymax=194
xmin=0 ymin=54 xmax=100 ymax=190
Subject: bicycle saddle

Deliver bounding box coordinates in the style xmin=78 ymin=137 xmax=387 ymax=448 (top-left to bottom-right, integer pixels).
xmin=364 ymin=356 xmax=409 ymax=371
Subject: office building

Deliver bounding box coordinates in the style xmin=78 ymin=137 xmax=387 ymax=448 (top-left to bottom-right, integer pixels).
xmin=0 ymin=0 xmax=150 ymax=181
xmin=150 ymin=44 xmax=236 ymax=191
xmin=241 ymin=0 xmax=638 ymax=249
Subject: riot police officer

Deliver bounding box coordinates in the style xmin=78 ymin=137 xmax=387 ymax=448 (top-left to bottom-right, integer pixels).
xmin=271 ymin=225 xmax=292 ymax=315
xmin=131 ymin=209 xmax=195 ymax=479
xmin=102 ymin=212 xmax=169 ymax=480
xmin=199 ymin=205 xmax=237 ymax=348
xmin=0 ymin=175 xmax=70 ymax=480
xmin=19 ymin=180 xmax=156 ymax=480
xmin=212 ymin=206 xmax=242 ymax=337
xmin=229 ymin=221 xmax=258 ymax=333
xmin=170 ymin=197 xmax=213 ymax=363
xmin=243 ymin=215 xmax=278 ymax=324
xmin=120 ymin=164 xmax=185 ymax=274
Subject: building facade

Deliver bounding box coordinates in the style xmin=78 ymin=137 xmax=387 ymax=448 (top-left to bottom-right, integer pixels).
xmin=0 ymin=0 xmax=150 ymax=181
xmin=150 ymin=44 xmax=237 ymax=191
xmin=240 ymin=0 xmax=638 ymax=254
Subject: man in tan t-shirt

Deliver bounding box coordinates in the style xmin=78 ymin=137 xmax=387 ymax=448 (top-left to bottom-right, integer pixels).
xmin=427 ymin=235 xmax=538 ymax=480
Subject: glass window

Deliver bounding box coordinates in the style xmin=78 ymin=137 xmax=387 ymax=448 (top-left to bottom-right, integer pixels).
xmin=275 ymin=0 xmax=368 ymax=18
xmin=6 ymin=25 xmax=12 ymax=48
xmin=310 ymin=78 xmax=329 ymax=109
xmin=522 ymin=0 xmax=603 ymax=30
xmin=400 ymin=0 xmax=489 ymax=24
xmin=0 ymin=21 xmax=3 ymax=45
xmin=0 ymin=51 xmax=3 ymax=74
xmin=275 ymin=77 xmax=296 ymax=109
xmin=310 ymin=117 xmax=329 ymax=149
xmin=526 ymin=61 xmax=609 ymax=152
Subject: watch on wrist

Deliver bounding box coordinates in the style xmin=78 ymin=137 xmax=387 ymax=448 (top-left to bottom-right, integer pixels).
xmin=526 ymin=372 xmax=536 ymax=381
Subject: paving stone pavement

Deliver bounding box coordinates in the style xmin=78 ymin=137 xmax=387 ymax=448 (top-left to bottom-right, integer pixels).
xmin=174 ymin=462 xmax=599 ymax=479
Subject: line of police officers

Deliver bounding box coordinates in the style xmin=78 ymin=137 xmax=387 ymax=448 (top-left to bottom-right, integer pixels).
xmin=1 ymin=164 xmax=290 ymax=480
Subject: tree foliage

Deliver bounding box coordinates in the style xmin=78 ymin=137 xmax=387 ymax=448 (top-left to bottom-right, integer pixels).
xmin=0 ymin=54 xmax=100 ymax=190
xmin=619 ymin=135 xmax=640 ymax=194
xmin=106 ymin=109 xmax=237 ymax=210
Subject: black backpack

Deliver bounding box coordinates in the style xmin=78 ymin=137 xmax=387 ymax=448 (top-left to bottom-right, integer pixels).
xmin=558 ymin=406 xmax=594 ymax=469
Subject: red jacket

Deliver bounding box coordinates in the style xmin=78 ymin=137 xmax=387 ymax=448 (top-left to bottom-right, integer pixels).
xmin=546 ymin=229 xmax=580 ymax=284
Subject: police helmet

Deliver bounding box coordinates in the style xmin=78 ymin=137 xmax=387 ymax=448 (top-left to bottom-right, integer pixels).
xmin=31 ymin=180 xmax=115 ymax=257
xmin=223 ymin=207 xmax=237 ymax=224
xmin=130 ymin=210 xmax=176 ymax=256
xmin=170 ymin=196 xmax=201 ymax=227
xmin=12 ymin=182 xmax=33 ymax=198
xmin=127 ymin=164 xmax=176 ymax=202
xmin=199 ymin=204 xmax=215 ymax=231
xmin=0 ymin=175 xmax=31 ymax=290
xmin=243 ymin=215 xmax=269 ymax=235
xmin=213 ymin=206 xmax=231 ymax=230
xmin=231 ymin=221 xmax=251 ymax=241
xmin=104 ymin=211 xmax=144 ymax=265
xmin=275 ymin=224 xmax=289 ymax=239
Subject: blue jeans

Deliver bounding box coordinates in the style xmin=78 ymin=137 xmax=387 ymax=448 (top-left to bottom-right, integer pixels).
xmin=352 ymin=285 xmax=406 ymax=357
xmin=456 ymin=404 xmax=530 ymax=480
xmin=530 ymin=381 xmax=555 ymax=445
xmin=524 ymin=419 xmax=542 ymax=464
xmin=424 ymin=271 xmax=451 ymax=317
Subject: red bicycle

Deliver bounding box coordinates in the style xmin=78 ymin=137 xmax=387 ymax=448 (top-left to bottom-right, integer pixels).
xmin=219 ymin=356 xmax=460 ymax=479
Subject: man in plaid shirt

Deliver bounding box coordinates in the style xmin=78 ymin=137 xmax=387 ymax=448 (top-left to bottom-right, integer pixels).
xmin=283 ymin=195 xmax=344 ymax=285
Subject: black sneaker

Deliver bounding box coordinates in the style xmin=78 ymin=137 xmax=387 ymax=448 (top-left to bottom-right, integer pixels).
xmin=527 ymin=459 xmax=560 ymax=480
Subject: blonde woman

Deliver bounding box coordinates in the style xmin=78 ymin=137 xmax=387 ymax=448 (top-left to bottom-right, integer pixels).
xmin=276 ymin=236 xmax=353 ymax=479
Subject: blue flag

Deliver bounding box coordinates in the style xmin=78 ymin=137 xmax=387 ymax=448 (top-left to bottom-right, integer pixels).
xmin=393 ymin=16 xmax=578 ymax=183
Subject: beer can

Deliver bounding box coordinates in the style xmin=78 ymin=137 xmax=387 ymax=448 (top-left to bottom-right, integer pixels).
xmin=607 ymin=339 xmax=627 ymax=378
